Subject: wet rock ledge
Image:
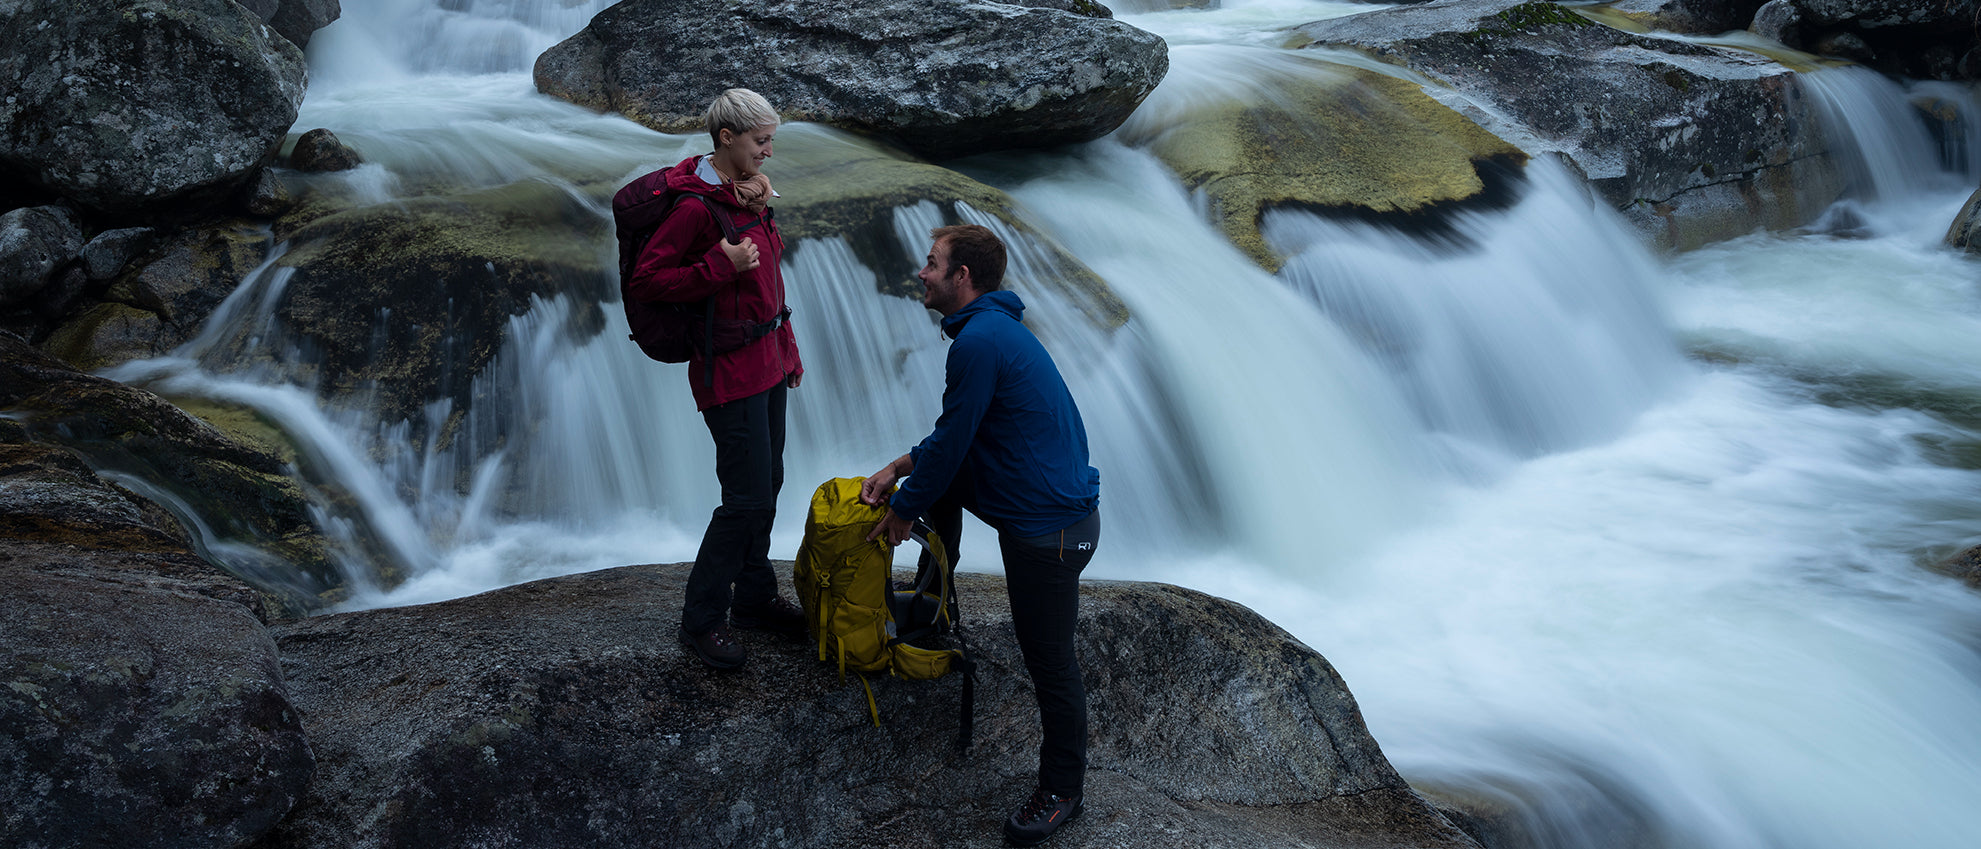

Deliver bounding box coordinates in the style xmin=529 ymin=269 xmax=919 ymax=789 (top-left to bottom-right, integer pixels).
xmin=5 ymin=544 xmax=1480 ymax=848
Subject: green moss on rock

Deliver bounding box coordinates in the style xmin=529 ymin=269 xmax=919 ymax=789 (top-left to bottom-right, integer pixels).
xmin=1141 ymin=66 xmax=1527 ymax=271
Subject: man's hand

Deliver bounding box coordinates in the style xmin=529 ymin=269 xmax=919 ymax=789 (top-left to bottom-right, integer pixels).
xmin=721 ymin=236 xmax=760 ymax=272
xmin=867 ymin=508 xmax=913 ymax=546
xmin=859 ymin=454 xmax=912 ymax=506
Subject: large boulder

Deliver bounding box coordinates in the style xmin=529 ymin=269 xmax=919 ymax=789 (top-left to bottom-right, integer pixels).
xmin=1296 ymin=0 xmax=1845 ymax=251
xmin=1120 ymin=60 xmax=1527 ymax=271
xmin=0 ymin=410 xmax=316 ymax=848
xmin=0 ymin=0 xmax=307 ymax=219
xmin=533 ymin=0 xmax=1169 ymax=160
xmin=0 ymin=564 xmax=315 ymax=849
xmin=262 ymin=564 xmax=1478 ymax=848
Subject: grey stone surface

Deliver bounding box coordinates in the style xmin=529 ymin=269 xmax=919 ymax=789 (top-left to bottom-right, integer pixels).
xmin=0 ymin=206 xmax=82 ymax=308
xmin=532 ymin=0 xmax=1168 ymax=160
xmin=0 ymin=0 xmax=307 ymax=218
xmin=1751 ymin=0 xmax=1805 ymax=46
xmin=80 ymin=227 xmax=158 ymax=281
xmin=262 ymin=565 xmax=1479 ymax=848
xmin=1295 ymin=0 xmax=1845 ymax=250
xmin=1945 ymin=183 xmax=1981 ymax=253
xmin=288 ymin=129 xmax=364 ymax=173
xmin=0 ymin=568 xmax=314 ymax=849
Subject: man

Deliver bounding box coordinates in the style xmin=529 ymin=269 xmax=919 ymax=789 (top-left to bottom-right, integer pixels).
xmin=861 ymin=224 xmax=1101 ymax=847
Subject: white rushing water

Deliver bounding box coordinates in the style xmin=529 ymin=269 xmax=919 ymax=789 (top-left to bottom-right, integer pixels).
xmin=106 ymin=0 xmax=1981 ymax=846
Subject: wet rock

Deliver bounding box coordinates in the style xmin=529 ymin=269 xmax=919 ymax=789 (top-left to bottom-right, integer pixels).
xmin=1602 ymin=0 xmax=1769 ymax=34
xmin=1751 ymin=0 xmax=1805 ymax=46
xmin=0 ymin=206 xmax=83 ymax=309
xmin=1945 ymin=185 xmax=1981 ymax=253
xmin=0 ymin=564 xmax=313 ymax=849
xmin=533 ymin=0 xmax=1168 ymax=160
xmin=288 ymin=128 xmax=365 ymax=173
xmin=40 ymin=302 xmax=173 ymax=370
xmin=1007 ymin=0 xmax=1113 ymax=17
xmin=31 ymin=266 xmax=91 ymax=327
xmin=79 ymin=227 xmax=159 ymax=281
xmin=0 ymin=0 xmax=307 ymax=219
xmin=262 ymin=564 xmax=1477 ymax=849
xmin=1122 ymin=63 xmax=1527 ymax=271
xmin=246 ymin=168 xmax=299 ymax=217
xmin=1812 ymin=30 xmax=1874 ymax=63
xmin=1111 ymin=0 xmax=1219 ymax=9
xmin=240 ymin=0 xmax=344 ymax=49
xmin=43 ymin=224 xmax=272 ymax=370
xmin=0 ymin=332 xmax=340 ymax=616
xmin=106 ymin=225 xmax=270 ymax=329
xmin=1943 ymin=544 xmax=1981 ymax=588
xmin=1296 ymin=0 xmax=1845 ymax=251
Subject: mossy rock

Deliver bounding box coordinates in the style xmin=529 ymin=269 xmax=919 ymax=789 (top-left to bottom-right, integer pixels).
xmin=40 ymin=220 xmax=276 ymax=373
xmin=0 ymin=334 xmax=341 ymax=617
xmin=1136 ymin=65 xmax=1526 ymax=271
xmin=264 ymin=179 xmax=612 ymax=437
xmin=39 ymin=302 xmax=170 ymax=371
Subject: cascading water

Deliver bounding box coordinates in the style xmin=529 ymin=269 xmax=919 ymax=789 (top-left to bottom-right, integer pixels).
xmin=103 ymin=0 xmax=1981 ymax=846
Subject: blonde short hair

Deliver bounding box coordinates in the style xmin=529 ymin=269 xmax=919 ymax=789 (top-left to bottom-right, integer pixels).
xmin=704 ymin=88 xmax=779 ymax=146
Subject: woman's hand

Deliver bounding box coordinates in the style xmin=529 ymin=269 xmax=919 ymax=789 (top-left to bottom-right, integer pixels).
xmin=721 ymin=236 xmax=760 ymax=272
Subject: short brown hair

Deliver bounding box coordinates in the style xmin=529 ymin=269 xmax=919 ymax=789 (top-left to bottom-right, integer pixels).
xmin=931 ymin=224 xmax=1006 ymax=292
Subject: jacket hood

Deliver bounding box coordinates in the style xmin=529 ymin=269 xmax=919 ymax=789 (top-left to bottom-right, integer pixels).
xmin=941 ymin=290 xmax=1025 ymax=338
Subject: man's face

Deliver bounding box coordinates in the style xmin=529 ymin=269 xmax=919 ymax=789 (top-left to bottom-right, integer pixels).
xmin=918 ymin=238 xmax=972 ymax=316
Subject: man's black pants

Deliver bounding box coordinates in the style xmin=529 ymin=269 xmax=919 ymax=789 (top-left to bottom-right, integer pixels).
xmin=682 ymin=381 xmax=786 ymax=634
xmin=921 ymin=471 xmax=1100 ymax=799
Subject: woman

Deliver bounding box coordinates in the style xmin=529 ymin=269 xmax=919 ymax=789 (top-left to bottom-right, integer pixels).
xmin=624 ymin=88 xmax=805 ymax=669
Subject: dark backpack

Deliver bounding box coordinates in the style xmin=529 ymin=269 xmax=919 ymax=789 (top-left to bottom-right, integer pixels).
xmin=612 ymin=170 xmax=787 ymax=366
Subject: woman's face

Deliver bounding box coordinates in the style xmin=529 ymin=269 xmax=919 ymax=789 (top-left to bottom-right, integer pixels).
xmin=722 ymin=124 xmax=776 ymax=174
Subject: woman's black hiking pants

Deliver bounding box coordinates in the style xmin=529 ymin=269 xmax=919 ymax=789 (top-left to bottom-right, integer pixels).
xmin=682 ymin=381 xmax=786 ymax=634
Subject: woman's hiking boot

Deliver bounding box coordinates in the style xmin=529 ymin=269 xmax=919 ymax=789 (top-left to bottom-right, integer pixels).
xmin=678 ymin=624 xmax=746 ymax=669
xmin=730 ymin=595 xmax=806 ymax=638
xmin=1003 ymin=788 xmax=1082 ymax=846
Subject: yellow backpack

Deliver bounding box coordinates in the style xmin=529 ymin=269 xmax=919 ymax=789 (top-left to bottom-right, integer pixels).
xmin=794 ymin=477 xmax=974 ymax=747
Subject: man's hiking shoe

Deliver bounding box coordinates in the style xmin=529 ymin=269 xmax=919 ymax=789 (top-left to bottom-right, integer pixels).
xmin=678 ymin=624 xmax=746 ymax=669
xmin=1003 ymin=788 xmax=1082 ymax=846
xmin=730 ymin=596 xmax=806 ymax=638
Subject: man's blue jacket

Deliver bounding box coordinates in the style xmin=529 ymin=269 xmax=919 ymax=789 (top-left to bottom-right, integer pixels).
xmin=890 ymin=290 xmax=1100 ymax=538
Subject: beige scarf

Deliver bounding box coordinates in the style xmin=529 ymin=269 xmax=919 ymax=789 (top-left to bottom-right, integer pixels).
xmin=729 ymin=172 xmax=774 ymax=215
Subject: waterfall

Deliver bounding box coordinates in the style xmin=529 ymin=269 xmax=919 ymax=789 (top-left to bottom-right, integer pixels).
xmin=99 ymin=0 xmax=1981 ymax=846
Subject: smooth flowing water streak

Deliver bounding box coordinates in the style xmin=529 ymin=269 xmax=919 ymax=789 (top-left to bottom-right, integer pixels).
xmin=97 ymin=0 xmax=1981 ymax=844
xmin=1262 ymin=159 xmax=1687 ymax=468
xmin=1800 ymin=66 xmax=1973 ymax=232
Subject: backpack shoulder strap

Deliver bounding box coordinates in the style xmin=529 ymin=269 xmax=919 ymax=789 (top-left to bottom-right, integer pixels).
xmin=684 ymin=193 xmax=742 ymax=245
